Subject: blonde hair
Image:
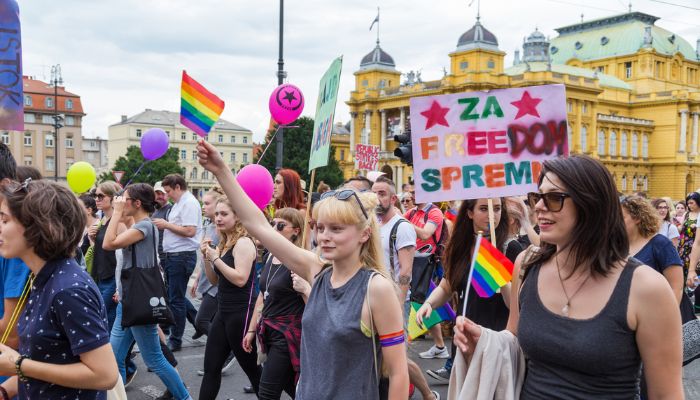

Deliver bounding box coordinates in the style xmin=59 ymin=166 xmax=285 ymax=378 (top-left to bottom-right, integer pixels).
xmin=216 ymin=196 xmax=249 ymax=254
xmin=275 ymin=207 xmax=305 ymax=248
xmin=98 ymin=181 xmax=122 ymax=198
xmin=207 ymin=186 xmax=224 ymax=198
xmin=312 ymin=191 xmax=391 ymax=281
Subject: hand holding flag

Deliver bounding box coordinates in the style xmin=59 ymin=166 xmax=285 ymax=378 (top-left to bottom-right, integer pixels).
xmin=462 ymin=233 xmax=515 ymax=316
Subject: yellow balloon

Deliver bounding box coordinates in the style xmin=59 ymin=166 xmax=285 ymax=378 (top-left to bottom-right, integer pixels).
xmin=66 ymin=161 xmax=96 ymax=194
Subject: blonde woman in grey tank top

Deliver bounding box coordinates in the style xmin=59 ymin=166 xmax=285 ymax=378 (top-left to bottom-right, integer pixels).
xmin=453 ymin=156 xmax=683 ymax=399
xmin=196 ymin=140 xmax=410 ymax=399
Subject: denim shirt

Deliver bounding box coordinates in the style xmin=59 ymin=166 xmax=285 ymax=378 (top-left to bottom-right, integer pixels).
xmin=18 ymin=258 xmax=110 ymax=399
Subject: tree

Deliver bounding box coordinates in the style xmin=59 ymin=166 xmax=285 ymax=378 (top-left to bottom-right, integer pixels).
xmin=255 ymin=116 xmax=345 ymax=189
xmin=99 ymin=146 xmax=184 ymax=185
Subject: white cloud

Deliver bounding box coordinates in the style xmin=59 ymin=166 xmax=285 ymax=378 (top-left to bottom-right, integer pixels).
xmin=18 ymin=0 xmax=699 ymax=142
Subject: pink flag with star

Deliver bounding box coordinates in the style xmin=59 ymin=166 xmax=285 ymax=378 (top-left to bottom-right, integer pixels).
xmin=408 ymin=84 xmax=568 ymax=203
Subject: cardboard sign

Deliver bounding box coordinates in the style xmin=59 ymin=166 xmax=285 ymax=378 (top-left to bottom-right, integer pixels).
xmin=355 ymin=144 xmax=380 ymax=170
xmin=409 ymin=84 xmax=568 ymax=203
xmin=0 ymin=0 xmax=23 ymax=131
xmin=308 ymin=56 xmax=343 ymax=171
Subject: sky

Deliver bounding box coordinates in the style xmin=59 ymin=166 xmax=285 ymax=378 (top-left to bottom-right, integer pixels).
xmin=18 ymin=0 xmax=699 ymax=143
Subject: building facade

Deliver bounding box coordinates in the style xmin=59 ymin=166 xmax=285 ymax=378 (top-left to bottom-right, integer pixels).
xmin=342 ymin=12 xmax=700 ymax=199
xmin=81 ymin=136 xmax=109 ymax=177
xmin=108 ymin=109 xmax=254 ymax=195
xmin=2 ymin=76 xmax=85 ymax=179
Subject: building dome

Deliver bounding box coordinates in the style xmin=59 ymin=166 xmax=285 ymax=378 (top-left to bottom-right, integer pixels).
xmin=359 ymin=42 xmax=396 ymax=71
xmin=456 ymin=18 xmax=499 ymax=51
xmin=526 ymin=29 xmax=546 ymax=42
xmin=523 ymin=28 xmax=550 ymax=62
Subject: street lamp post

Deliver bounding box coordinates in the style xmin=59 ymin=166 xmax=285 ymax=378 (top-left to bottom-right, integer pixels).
xmin=50 ymin=64 xmax=63 ymax=181
xmin=275 ymin=0 xmax=286 ymax=171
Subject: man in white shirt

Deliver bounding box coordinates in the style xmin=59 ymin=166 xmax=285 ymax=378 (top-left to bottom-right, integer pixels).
xmin=372 ymin=177 xmax=440 ymax=400
xmin=153 ymin=174 xmax=202 ymax=351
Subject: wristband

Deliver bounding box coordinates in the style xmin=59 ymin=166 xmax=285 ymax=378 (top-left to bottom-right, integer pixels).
xmin=15 ymin=354 xmax=28 ymax=382
xmin=248 ymin=330 xmax=255 ymax=333
xmin=0 ymin=385 xmax=9 ymax=400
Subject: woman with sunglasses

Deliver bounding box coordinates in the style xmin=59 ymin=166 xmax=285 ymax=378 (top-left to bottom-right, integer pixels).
xmin=651 ymin=198 xmax=680 ymax=247
xmin=199 ymin=196 xmax=261 ymax=400
xmin=399 ymin=192 xmax=414 ymax=213
xmin=197 ymin=140 xmax=408 ymax=400
xmin=0 ymin=179 xmax=119 ymax=399
xmin=102 ymin=183 xmax=192 ymax=400
xmin=88 ymin=181 xmax=126 ymax=330
xmin=453 ymin=155 xmax=682 ymax=399
xmin=242 ymin=207 xmax=306 ymax=399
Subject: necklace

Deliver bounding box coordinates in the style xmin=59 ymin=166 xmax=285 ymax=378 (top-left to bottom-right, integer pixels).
xmin=555 ymin=255 xmax=592 ymax=317
xmin=263 ymin=262 xmax=283 ymax=301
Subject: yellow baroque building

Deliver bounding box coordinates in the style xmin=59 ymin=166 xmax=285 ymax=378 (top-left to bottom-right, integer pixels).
xmin=338 ymin=11 xmax=700 ymax=199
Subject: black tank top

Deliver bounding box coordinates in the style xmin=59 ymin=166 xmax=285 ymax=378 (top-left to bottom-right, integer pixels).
xmin=93 ymin=219 xmax=117 ymax=281
xmin=216 ymin=247 xmax=255 ymax=313
xmin=518 ymin=258 xmax=642 ymax=399
xmin=259 ymin=255 xmax=305 ymax=317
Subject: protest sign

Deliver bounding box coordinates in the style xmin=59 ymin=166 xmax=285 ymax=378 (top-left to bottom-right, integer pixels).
xmin=409 ymin=84 xmax=568 ymax=203
xmin=0 ymin=0 xmax=23 ymax=131
xmin=308 ymin=56 xmax=343 ymax=172
xmin=355 ymin=143 xmax=380 ymax=171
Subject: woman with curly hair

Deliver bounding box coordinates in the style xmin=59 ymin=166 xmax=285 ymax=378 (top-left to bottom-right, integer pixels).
xmin=198 ymin=196 xmax=262 ymax=399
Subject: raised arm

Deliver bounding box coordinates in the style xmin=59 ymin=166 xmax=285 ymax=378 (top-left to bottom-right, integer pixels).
xmin=197 ymin=140 xmax=322 ymax=283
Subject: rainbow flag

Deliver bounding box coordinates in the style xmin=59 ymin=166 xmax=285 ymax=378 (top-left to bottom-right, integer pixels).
xmin=471 ymin=236 xmax=514 ymax=298
xmin=180 ymin=71 xmax=225 ymax=137
xmin=406 ymin=281 xmax=456 ymax=340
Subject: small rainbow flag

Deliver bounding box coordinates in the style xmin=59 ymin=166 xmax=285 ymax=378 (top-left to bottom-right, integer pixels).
xmin=406 ymin=281 xmax=456 ymax=340
xmin=471 ymin=236 xmax=514 ymax=298
xmin=180 ymin=71 xmax=225 ymax=137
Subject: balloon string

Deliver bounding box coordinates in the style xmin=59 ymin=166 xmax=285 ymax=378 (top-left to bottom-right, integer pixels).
xmin=256 ymin=126 xmax=282 ymax=165
xmin=120 ymin=161 xmax=148 ymax=190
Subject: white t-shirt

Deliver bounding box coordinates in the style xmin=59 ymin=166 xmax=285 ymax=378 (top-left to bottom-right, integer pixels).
xmin=380 ymin=214 xmax=416 ymax=301
xmin=659 ymin=221 xmax=680 ymax=241
xmin=163 ymin=191 xmax=203 ymax=252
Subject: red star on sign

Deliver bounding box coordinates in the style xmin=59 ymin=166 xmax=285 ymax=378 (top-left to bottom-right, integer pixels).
xmin=420 ymin=100 xmax=450 ymax=130
xmin=510 ymin=91 xmax=542 ymax=119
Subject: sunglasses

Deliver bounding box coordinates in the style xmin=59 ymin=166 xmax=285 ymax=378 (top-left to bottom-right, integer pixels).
xmin=270 ymin=220 xmax=287 ymax=231
xmin=657 ymin=206 xmax=669 ymax=210
xmin=401 ymin=199 xmax=413 ymax=204
xmin=320 ymin=189 xmax=369 ymax=219
xmin=527 ymin=192 xmax=570 ymax=212
xmin=95 ymin=193 xmax=108 ymax=200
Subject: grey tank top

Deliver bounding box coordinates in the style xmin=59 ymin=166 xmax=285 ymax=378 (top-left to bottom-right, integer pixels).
xmin=297 ymin=268 xmax=380 ymax=400
xmin=518 ymin=258 xmax=642 ymax=400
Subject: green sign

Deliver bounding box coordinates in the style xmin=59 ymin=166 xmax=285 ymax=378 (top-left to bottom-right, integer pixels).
xmin=308 ymin=56 xmax=343 ymax=172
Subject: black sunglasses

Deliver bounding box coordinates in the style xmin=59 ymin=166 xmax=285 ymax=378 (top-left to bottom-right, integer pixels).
xmin=527 ymin=192 xmax=570 ymax=212
xmin=95 ymin=193 xmax=108 ymax=200
xmin=270 ymin=220 xmax=287 ymax=231
xmin=320 ymin=189 xmax=369 ymax=219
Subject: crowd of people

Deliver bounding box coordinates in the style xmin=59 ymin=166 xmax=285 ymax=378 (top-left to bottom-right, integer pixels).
xmin=0 ymin=138 xmax=695 ymax=399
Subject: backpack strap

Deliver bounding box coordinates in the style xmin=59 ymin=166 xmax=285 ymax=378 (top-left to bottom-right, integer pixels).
xmin=388 ymin=219 xmax=408 ymax=273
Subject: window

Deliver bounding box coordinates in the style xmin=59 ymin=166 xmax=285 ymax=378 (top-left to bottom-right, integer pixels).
xmin=362 ymin=79 xmax=368 ymax=87
xmin=24 ymin=95 xmax=32 ymax=106
xmin=580 ymin=126 xmax=587 ymax=153
xmin=45 ymin=97 xmax=53 ymax=108
xmin=65 ymin=99 xmax=73 ymax=110
xmin=230 ymin=135 xmax=236 ymax=143
xmin=181 ymin=150 xmax=187 ymax=160
xmin=1 ymin=131 xmax=8 ymax=144
xmin=230 ymin=152 xmax=236 ymax=163
xmin=65 ymin=116 xmax=74 ymax=126
xmin=631 ymin=133 xmax=638 ymax=157
xmin=625 ymin=62 xmax=632 ymax=79
xmin=23 ymin=132 xmax=32 ymax=146
xmin=243 ymin=136 xmax=248 ymax=144
xmin=487 ymin=60 xmax=495 ymax=69
xmin=136 ymin=129 xmax=142 ymax=138
xmin=66 ymin=158 xmax=74 ymax=170
xmin=378 ymin=79 xmax=386 ymax=88
xmin=598 ymin=130 xmax=606 ymax=155
xmin=596 ymin=66 xmax=605 ymax=73
xmin=23 ymin=156 xmax=31 ymax=166
xmin=460 ymin=61 xmax=468 ymax=69
xmin=45 ymin=156 xmax=55 ymax=171
xmin=567 ymin=124 xmax=573 ymax=150
xmin=181 ymin=132 xmax=186 ymax=140
xmin=643 ymin=176 xmax=648 ymax=191
xmin=24 ymin=113 xmax=35 ymax=123
xmin=45 ymin=133 xmax=54 ymax=147
xmin=192 ymin=133 xmax=197 ymax=141
xmin=621 ymin=132 xmax=628 ymax=157
xmin=192 ymin=150 xmax=197 ymax=160
xmin=190 ymin=167 xmax=198 ymax=180
xmin=581 ymin=102 xmax=587 ymax=114
xmin=621 ymin=174 xmax=627 ymax=191
xmin=65 ymin=136 xmax=73 ymax=148
xmin=655 ymin=61 xmax=663 ymax=78
xmin=87 ymin=152 xmax=95 ymax=161
xmin=42 ymin=115 xmax=54 ymax=124
xmin=642 ymin=134 xmax=649 ymax=158
xmin=165 ymin=131 xmax=170 ymax=138
xmin=201 ymin=171 xmax=209 ymax=180
xmin=243 ymin=153 xmax=248 ymax=163
xmin=218 ymin=135 xmax=223 ymax=143
xmin=340 ymin=149 xmax=346 ymax=160
xmin=632 ymin=175 xmax=638 ymax=191
xmin=567 ymin=101 xmax=573 ymax=113
xmin=609 ymin=131 xmax=617 ymax=156
xmin=219 ymin=151 xmax=224 ymax=159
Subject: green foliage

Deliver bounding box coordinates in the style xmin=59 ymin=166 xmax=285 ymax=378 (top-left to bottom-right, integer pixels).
xmin=98 ymin=146 xmax=184 ymax=185
xmin=254 ymin=116 xmax=344 ymax=190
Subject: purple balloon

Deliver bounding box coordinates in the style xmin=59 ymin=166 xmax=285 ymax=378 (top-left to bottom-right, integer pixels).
xmin=141 ymin=128 xmax=170 ymax=160
xmin=237 ymin=164 xmax=274 ymax=210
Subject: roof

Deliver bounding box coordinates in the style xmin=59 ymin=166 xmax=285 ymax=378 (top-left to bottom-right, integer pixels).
xmin=505 ymin=62 xmax=632 ymax=90
xmin=332 ymin=122 xmax=349 ymax=135
xmin=550 ymin=12 xmax=697 ymax=62
xmin=111 ymin=109 xmax=251 ymax=132
xmin=23 ymin=76 xmax=80 ymax=97
xmin=457 ymin=19 xmax=499 ymax=51
xmin=360 ymin=42 xmax=397 ymax=71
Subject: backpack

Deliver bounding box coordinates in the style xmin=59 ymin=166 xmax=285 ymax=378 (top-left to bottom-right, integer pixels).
xmin=408 ymin=204 xmax=450 ymax=261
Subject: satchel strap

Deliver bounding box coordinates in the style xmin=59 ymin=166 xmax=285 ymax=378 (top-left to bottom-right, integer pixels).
xmin=388 ymin=219 xmax=408 ymax=274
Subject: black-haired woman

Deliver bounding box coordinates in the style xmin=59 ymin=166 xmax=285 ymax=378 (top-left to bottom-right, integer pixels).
xmin=103 ymin=183 xmax=191 ymax=400
xmin=453 ymin=155 xmax=682 ymax=399
xmin=678 ymin=192 xmax=700 ymax=280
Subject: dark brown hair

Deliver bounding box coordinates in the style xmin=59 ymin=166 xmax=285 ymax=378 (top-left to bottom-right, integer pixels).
xmin=651 ymin=198 xmax=671 ymax=223
xmin=274 ymin=169 xmax=305 ymax=210
xmin=161 ymin=174 xmax=188 ymax=191
xmin=16 ymin=165 xmax=42 ymax=181
xmin=444 ymin=198 xmax=509 ymax=292
xmin=1 ymin=180 xmax=86 ymax=260
xmin=126 ymin=183 xmax=156 ymax=213
xmin=524 ymin=155 xmax=629 ymax=277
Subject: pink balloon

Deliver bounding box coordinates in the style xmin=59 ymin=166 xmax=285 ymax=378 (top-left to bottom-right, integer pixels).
xmin=268 ymin=83 xmax=304 ymax=125
xmin=237 ymin=164 xmax=274 ymax=210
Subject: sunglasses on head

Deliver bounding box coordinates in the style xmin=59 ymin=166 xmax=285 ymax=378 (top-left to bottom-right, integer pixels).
xmin=270 ymin=220 xmax=287 ymax=231
xmin=527 ymin=192 xmax=570 ymax=212
xmin=320 ymin=189 xmax=369 ymax=219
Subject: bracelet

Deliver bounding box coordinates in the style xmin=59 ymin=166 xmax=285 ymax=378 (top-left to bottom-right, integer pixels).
xmin=0 ymin=385 xmax=9 ymax=400
xmin=15 ymin=355 xmax=28 ymax=383
xmin=210 ymin=257 xmax=221 ymax=264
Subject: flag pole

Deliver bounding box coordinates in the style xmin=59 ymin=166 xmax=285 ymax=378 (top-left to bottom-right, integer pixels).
xmin=487 ymin=198 xmax=497 ymax=246
xmin=301 ymin=168 xmax=316 ymax=249
xmin=462 ymin=232 xmax=483 ymax=317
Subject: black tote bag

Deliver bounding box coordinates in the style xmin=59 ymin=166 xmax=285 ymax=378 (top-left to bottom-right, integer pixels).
xmin=120 ymin=224 xmax=174 ymax=327
xmin=409 ymin=251 xmax=436 ymax=304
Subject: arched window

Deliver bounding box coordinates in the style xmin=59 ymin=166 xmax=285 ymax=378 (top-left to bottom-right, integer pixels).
xmin=598 ymin=130 xmax=606 ymax=155
xmin=632 ymin=175 xmax=637 ymax=191
xmin=621 ymin=174 xmax=627 ymax=191
xmin=642 ymin=134 xmax=649 ymax=158
xmin=190 ymin=167 xmax=198 ymax=180
xmin=580 ymin=126 xmax=587 ymax=153
xmin=643 ymin=176 xmax=648 ymax=191
xmin=631 ymin=133 xmax=638 ymax=158
xmin=621 ymin=132 xmax=628 ymax=157
xmin=610 ymin=131 xmax=617 ymax=156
